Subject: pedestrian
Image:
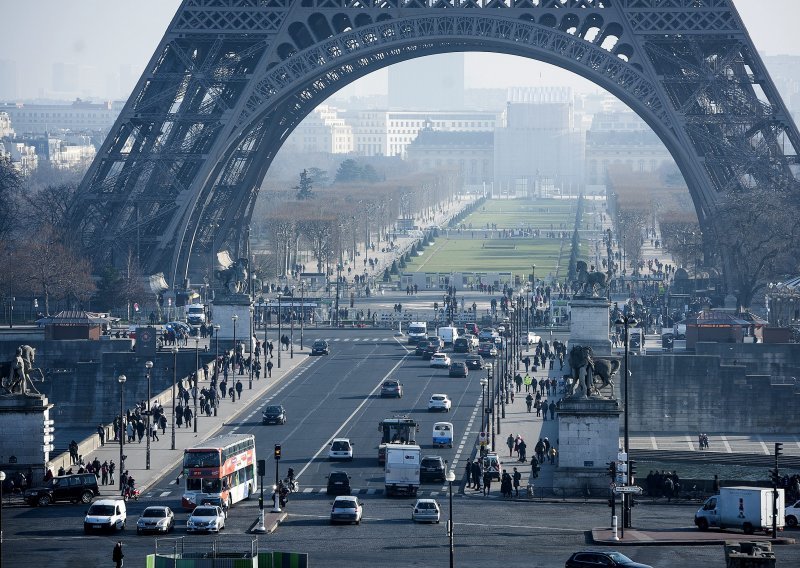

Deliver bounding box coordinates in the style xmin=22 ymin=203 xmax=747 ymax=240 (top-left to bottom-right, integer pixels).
xmin=97 ymin=424 xmax=105 ymax=446
xmin=518 ymin=438 xmax=527 ymax=463
xmin=501 ymin=470 xmax=513 ymax=499
xmin=136 ymin=420 xmax=145 ymax=443
xmin=220 ymin=379 xmax=227 ymax=399
xmin=159 ymin=414 xmax=167 ymax=435
xmin=176 ymin=405 xmax=183 ymax=428
xmin=525 ymin=393 xmax=533 ymax=413
xmin=465 ymin=459 xmax=473 ymax=488
xmin=506 ymin=434 xmax=515 ymax=457
xmin=512 ymin=467 xmax=522 ymax=497
xmin=548 ymin=446 xmax=558 ymax=465
xmin=112 ymin=541 xmax=124 ymax=568
xmin=266 ymin=359 xmax=273 ymax=377
xmin=229 ymin=386 xmax=235 ymax=400
xmin=126 ymin=420 xmax=135 ymax=443
xmin=109 ymin=460 xmax=116 ymax=485
xmin=151 ymin=421 xmax=159 ymax=442
xmin=184 ymin=405 xmax=193 ymax=429
xmin=549 ymin=400 xmax=556 ymax=420
xmin=235 ymin=379 xmax=243 ymax=400
xmin=471 ymin=460 xmax=482 ymax=491
xmin=483 ymin=470 xmax=492 ymax=496
xmin=542 ymin=399 xmax=548 ymax=421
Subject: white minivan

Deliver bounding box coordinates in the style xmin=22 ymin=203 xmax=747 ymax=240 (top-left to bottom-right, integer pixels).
xmin=84 ymin=498 xmax=127 ymax=533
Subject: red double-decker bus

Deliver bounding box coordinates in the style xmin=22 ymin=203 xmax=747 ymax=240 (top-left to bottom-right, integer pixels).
xmin=182 ymin=433 xmax=256 ymax=510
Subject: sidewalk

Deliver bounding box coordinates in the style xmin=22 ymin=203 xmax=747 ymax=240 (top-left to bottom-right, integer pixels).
xmin=591 ymin=526 xmax=795 ymax=546
xmin=66 ymin=345 xmax=309 ymax=496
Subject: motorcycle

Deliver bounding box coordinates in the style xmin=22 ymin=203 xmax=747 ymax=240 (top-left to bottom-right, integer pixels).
xmin=283 ymin=476 xmax=299 ymax=493
xmin=122 ymin=486 xmax=140 ymax=501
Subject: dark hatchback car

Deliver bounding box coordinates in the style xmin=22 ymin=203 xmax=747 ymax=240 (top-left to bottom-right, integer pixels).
xmin=422 ymin=342 xmax=440 ymax=360
xmin=565 ymin=551 xmax=652 ymax=568
xmin=414 ymin=342 xmax=428 ymax=356
xmin=311 ymin=339 xmax=330 ymax=355
xmin=326 ymin=471 xmax=352 ymax=495
xmin=420 ymin=455 xmax=446 ymax=483
xmin=448 ymin=362 xmax=468 ymax=378
xmin=465 ymin=354 xmax=485 ymax=370
xmin=380 ymin=379 xmax=403 ymax=398
xmin=262 ymin=404 xmax=286 ymax=425
xmin=452 ymin=337 xmax=472 ymax=353
xmin=25 ymin=473 xmax=100 ymax=506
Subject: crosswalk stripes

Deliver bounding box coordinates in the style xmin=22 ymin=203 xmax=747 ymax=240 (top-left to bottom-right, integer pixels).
xmin=143 ymin=486 xmax=449 ymax=499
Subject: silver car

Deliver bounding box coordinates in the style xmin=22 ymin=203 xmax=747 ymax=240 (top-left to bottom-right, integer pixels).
xmin=411 ymin=499 xmax=440 ymax=523
xmin=136 ymin=506 xmax=175 ymax=534
xmin=187 ymin=505 xmax=226 ymax=533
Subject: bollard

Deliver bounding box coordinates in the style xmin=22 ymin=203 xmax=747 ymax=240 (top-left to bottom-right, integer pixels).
xmin=612 ymin=515 xmax=619 ymax=541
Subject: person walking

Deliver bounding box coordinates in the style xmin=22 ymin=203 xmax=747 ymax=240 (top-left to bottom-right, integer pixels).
xmin=548 ymin=446 xmax=558 ymax=465
xmin=108 ymin=460 xmax=116 ymax=485
xmin=235 ymin=379 xmax=243 ymax=401
xmin=471 ymin=460 xmax=482 ymax=491
xmin=151 ymin=421 xmax=159 ymax=442
xmin=101 ymin=461 xmax=109 ymax=485
xmin=482 ymin=470 xmax=492 ymax=496
xmin=266 ymin=359 xmax=273 ymax=378
xmin=549 ymin=400 xmax=556 ymax=421
xmin=112 ymin=541 xmax=124 ymax=568
xmin=184 ymin=405 xmax=193 ymax=429
xmin=518 ymin=438 xmax=527 ymax=463
xmin=506 ymin=434 xmax=515 ymax=457
xmin=97 ymin=424 xmax=106 ymax=446
xmin=159 ymin=414 xmax=167 ymax=435
xmin=512 ymin=467 xmax=522 ymax=497
xmin=465 ymin=459 xmax=473 ymax=489
xmin=525 ymin=393 xmax=533 ymax=413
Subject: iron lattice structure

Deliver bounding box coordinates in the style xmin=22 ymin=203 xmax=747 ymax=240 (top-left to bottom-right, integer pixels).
xmin=71 ymin=0 xmax=800 ymax=290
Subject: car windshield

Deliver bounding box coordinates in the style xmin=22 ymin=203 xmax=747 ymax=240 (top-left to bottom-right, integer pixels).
xmin=314 ymin=341 xmax=325 ymax=346
xmin=607 ymin=552 xmax=633 ymax=562
xmin=186 ymin=478 xmax=222 ymax=493
xmin=184 ymin=451 xmax=220 ymax=468
xmin=142 ymin=508 xmax=167 ymax=518
xmin=330 ymin=473 xmax=348 ymax=481
xmin=192 ymin=507 xmax=217 ymax=517
xmin=88 ymin=505 xmax=116 ymax=516
xmin=264 ymin=406 xmax=282 ymax=413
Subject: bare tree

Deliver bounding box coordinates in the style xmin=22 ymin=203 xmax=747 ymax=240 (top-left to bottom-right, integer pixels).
xmin=0 ymin=157 xmax=22 ymax=243
xmin=616 ymin=209 xmax=649 ymax=275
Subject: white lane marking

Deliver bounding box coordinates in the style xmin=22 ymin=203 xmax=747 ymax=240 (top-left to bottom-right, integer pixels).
xmin=457 ymin=521 xmax=585 ymax=533
xmin=296 ymin=353 xmax=410 ymax=480
xmin=650 ymin=434 xmax=658 ymax=450
xmin=160 ymin=491 xmax=171 ymax=497
xmin=685 ymin=435 xmax=695 ymax=451
xmin=757 ymin=436 xmax=770 ymax=455
xmin=721 ymin=435 xmax=732 ymax=453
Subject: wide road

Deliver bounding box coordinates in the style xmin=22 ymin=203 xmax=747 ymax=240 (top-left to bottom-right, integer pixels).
xmin=5 ymin=330 xmax=800 ymax=566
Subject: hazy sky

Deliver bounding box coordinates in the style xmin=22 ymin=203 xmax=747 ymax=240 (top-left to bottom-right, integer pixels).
xmin=0 ymin=0 xmax=796 ymax=100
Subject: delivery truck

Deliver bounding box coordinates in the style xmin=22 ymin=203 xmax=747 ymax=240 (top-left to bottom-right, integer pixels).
xmin=384 ymin=443 xmax=420 ymax=497
xmin=694 ymin=486 xmax=784 ymax=534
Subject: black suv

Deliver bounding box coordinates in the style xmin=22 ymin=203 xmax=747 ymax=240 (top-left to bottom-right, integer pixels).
xmin=311 ymin=340 xmax=330 ymax=355
xmin=453 ymin=337 xmax=472 ymax=353
xmin=420 ymin=456 xmax=446 ymax=483
xmin=25 ymin=473 xmax=100 ymax=506
xmin=326 ymin=471 xmax=352 ymax=495
xmin=262 ymin=404 xmax=286 ymax=425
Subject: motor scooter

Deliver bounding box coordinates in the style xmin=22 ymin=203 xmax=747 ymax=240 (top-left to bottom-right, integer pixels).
xmin=122 ymin=486 xmax=140 ymax=501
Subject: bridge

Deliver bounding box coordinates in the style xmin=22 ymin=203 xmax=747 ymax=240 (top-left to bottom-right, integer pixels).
xmin=69 ymin=0 xmax=800 ymax=298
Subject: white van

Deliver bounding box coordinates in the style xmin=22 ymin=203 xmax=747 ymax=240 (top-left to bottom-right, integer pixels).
xmin=186 ymin=304 xmax=206 ymax=325
xmin=437 ymin=326 xmax=459 ymax=346
xmin=84 ymin=498 xmax=127 ymax=533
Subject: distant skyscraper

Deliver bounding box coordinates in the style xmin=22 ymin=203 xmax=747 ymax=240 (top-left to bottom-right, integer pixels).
xmin=0 ymin=60 xmax=19 ymax=100
xmin=52 ymin=62 xmax=80 ymax=95
xmin=388 ymin=53 xmax=464 ymax=111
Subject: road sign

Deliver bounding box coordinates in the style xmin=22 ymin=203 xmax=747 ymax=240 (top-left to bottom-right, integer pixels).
xmin=613 ymin=485 xmax=643 ymax=494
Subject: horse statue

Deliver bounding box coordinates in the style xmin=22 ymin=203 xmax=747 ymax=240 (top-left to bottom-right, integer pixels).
xmin=215 ymin=258 xmax=249 ymax=295
xmin=588 ymin=358 xmax=620 ymax=398
xmin=575 ymin=260 xmax=609 ymax=297
xmin=567 ymin=345 xmax=593 ymax=398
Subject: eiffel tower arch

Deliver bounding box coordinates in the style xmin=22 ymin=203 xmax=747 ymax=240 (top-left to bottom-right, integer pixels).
xmin=71 ymin=0 xmax=800 ymax=299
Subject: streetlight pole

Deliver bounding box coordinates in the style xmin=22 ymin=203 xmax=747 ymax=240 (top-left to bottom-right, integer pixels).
xmin=446 ymin=468 xmax=456 ymax=568
xmin=231 ymin=314 xmax=238 ymax=365
xmin=300 ymin=280 xmax=305 ymax=350
xmin=615 ymin=305 xmax=637 ymax=529
xmin=249 ymin=306 xmax=254 ymax=389
xmin=213 ymin=325 xmax=220 ymax=416
xmin=145 ymin=361 xmax=153 ymax=470
xmin=290 ymin=286 xmax=295 ymax=359
xmin=171 ymin=346 xmax=178 ymax=450
xmin=480 ymin=377 xmax=488 ymax=450
xmin=277 ymin=294 xmax=282 ymax=369
xmin=194 ymin=338 xmax=199 ymax=433
xmin=117 ymin=374 xmax=126 ymax=489
xmin=0 ymin=470 xmax=5 ymax=562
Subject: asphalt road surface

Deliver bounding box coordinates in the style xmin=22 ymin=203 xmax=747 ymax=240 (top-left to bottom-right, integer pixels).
xmin=4 ymin=331 xmax=800 ymax=567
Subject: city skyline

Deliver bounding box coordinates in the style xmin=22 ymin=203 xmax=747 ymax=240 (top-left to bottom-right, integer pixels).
xmin=0 ymin=0 xmax=798 ymax=101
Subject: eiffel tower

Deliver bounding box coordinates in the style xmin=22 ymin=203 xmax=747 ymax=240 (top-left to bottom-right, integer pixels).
xmin=71 ymin=0 xmax=799 ymax=294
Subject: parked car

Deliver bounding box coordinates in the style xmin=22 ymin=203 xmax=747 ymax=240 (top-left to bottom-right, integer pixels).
xmin=262 ymin=404 xmax=286 ymax=425
xmin=380 ymin=379 xmax=403 ymax=398
xmin=84 ymin=499 xmax=127 ymax=533
xmin=565 ymin=551 xmax=652 ymax=568
xmin=326 ymin=471 xmax=352 ymax=496
xmin=448 ymin=362 xmax=468 ymax=377
xmin=411 ymin=498 xmax=441 ymax=523
xmin=330 ymin=495 xmax=363 ymax=525
xmin=328 ymin=438 xmax=354 ymax=461
xmin=311 ymin=339 xmax=330 ymax=355
xmin=465 ymin=354 xmax=485 ymax=370
xmin=186 ymin=505 xmax=226 ymax=533
xmin=136 ymin=506 xmax=175 ymax=534
xmin=428 ymin=393 xmax=452 ymax=412
xmin=26 ymin=473 xmax=100 ymax=506
xmin=420 ymin=456 xmax=446 ymax=482
xmin=477 ymin=342 xmax=498 ymax=358
xmin=430 ymin=353 xmax=451 ymax=368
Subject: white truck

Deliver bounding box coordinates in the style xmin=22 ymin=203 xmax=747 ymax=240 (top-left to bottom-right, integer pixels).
xmin=186 ymin=303 xmax=206 ymax=325
xmin=437 ymin=326 xmax=459 ymax=347
xmin=407 ymin=322 xmax=428 ymax=344
xmin=384 ymin=443 xmax=420 ymax=497
xmin=694 ymin=487 xmax=785 ymax=534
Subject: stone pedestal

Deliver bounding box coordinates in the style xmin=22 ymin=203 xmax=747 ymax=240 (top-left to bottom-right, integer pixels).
xmin=0 ymin=394 xmax=54 ymax=484
xmin=569 ymin=297 xmax=611 ymax=356
xmin=212 ymin=297 xmax=253 ymax=342
xmin=553 ymin=397 xmax=621 ymax=494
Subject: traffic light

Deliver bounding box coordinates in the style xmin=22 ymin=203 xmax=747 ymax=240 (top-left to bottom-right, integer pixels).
xmin=775 ymin=443 xmax=783 ymax=458
xmin=769 ymin=468 xmax=780 ymax=485
xmin=607 ymin=461 xmax=617 ymax=480
xmin=628 ymin=460 xmax=637 ymax=479
xmin=434 ymin=302 xmax=439 ymax=311
xmin=257 ymin=459 xmax=266 ymax=477
xmin=274 ymin=444 xmax=282 ymax=460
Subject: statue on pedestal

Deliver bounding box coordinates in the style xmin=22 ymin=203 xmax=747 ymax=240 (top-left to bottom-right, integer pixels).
xmin=574 ymin=260 xmax=609 ymax=298
xmin=566 ymin=344 xmax=620 ymax=399
xmin=2 ymin=345 xmax=40 ymax=396
xmin=215 ymin=258 xmax=249 ymax=296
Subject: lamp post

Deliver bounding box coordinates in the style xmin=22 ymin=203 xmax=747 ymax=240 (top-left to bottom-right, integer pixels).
xmin=117 ymin=374 xmax=126 ymax=489
xmin=193 ymin=338 xmax=199 ymax=433
xmin=300 ymin=280 xmax=305 ymax=350
xmin=0 ymin=470 xmax=5 ymax=561
xmin=213 ymin=324 xmax=220 ymax=416
xmin=145 ymin=361 xmax=153 ymax=470
xmin=277 ymin=294 xmax=282 ymax=369
xmin=480 ymin=377 xmax=488 ymax=445
xmin=446 ymin=468 xmax=456 ymax=568
xmin=249 ymin=305 xmax=254 ymax=389
xmin=290 ymin=286 xmax=295 ymax=359
xmin=615 ymin=305 xmax=637 ymax=529
xmin=171 ymin=346 xmax=178 ymax=450
xmin=231 ymin=314 xmax=238 ymax=365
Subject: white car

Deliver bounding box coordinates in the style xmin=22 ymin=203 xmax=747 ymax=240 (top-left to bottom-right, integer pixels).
xmin=786 ymin=500 xmax=800 ymax=527
xmin=83 ymin=499 xmax=127 ymax=533
xmin=465 ymin=334 xmax=480 ymax=347
xmin=430 ymin=353 xmax=451 ymax=368
xmin=428 ymin=393 xmax=452 ymax=412
xmin=497 ymin=325 xmax=506 ymax=333
xmin=412 ymin=498 xmax=441 ymax=523
xmin=328 ymin=438 xmax=354 ymax=461
xmin=136 ymin=506 xmax=175 ymax=534
xmin=186 ymin=505 xmax=226 ymax=533
xmin=520 ymin=332 xmax=542 ymax=346
xmin=330 ymin=495 xmax=363 ymax=525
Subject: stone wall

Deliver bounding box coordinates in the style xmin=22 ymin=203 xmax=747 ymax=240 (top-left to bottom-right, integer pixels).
xmin=0 ymin=395 xmax=53 ymax=480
